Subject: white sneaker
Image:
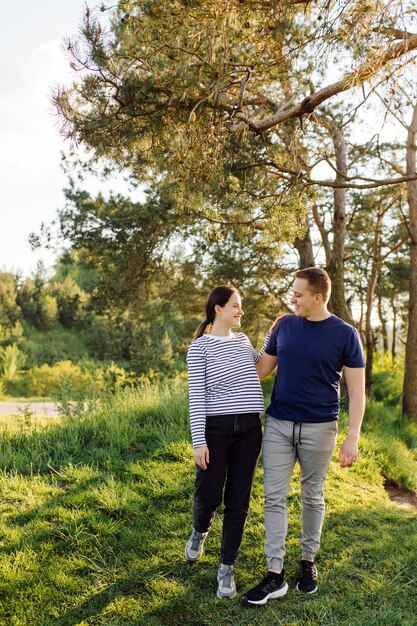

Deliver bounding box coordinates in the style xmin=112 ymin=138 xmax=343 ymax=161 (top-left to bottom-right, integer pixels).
xmin=185 ymin=529 xmax=208 ymax=561
xmin=217 ymin=563 xmax=236 ymax=599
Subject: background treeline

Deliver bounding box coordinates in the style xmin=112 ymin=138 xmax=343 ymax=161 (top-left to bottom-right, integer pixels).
xmin=0 ymin=253 xmax=191 ymax=398
xmin=0 ymin=230 xmax=289 ymax=398
xmin=0 ymin=183 xmax=410 ymax=401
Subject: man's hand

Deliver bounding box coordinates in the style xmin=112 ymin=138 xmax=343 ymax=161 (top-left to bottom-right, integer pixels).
xmin=339 ymin=434 xmax=359 ymax=467
xmin=193 ymin=445 xmax=210 ymax=470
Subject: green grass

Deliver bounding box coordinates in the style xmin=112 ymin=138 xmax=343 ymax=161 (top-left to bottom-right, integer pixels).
xmin=0 ymin=414 xmax=60 ymax=432
xmin=1 ymin=397 xmax=53 ymax=402
xmin=0 ymin=379 xmax=416 ymax=625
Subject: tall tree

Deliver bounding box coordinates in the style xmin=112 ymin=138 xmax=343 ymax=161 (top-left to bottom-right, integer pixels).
xmin=49 ymin=1 xmax=417 ymax=389
xmin=403 ymin=101 xmax=417 ymax=420
xmin=55 ymin=1 xmax=417 ymax=223
xmin=347 ymin=188 xmax=409 ymax=393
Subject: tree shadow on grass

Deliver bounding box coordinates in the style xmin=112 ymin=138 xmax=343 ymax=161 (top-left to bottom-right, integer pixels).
xmin=1 ymin=423 xmax=416 ymax=626
xmin=35 ymin=495 xmax=417 ymax=626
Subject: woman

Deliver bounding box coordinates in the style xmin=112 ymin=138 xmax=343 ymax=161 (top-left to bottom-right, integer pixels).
xmin=185 ymin=285 xmax=270 ymax=599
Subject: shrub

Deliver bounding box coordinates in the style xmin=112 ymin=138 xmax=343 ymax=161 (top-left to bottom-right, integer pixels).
xmin=0 ymin=344 xmax=27 ymax=394
xmin=372 ymin=352 xmax=404 ymax=406
xmin=360 ymin=397 xmax=417 ymax=492
xmin=0 ymin=344 xmax=26 ymax=380
xmin=28 ymin=361 xmax=105 ymax=397
xmin=102 ymin=362 xmax=138 ymax=392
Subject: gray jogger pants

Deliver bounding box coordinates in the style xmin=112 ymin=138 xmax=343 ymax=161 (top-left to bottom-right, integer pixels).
xmin=263 ymin=415 xmax=337 ymax=571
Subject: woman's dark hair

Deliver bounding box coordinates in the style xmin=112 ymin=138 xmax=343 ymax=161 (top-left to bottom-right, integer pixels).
xmin=194 ymin=285 xmax=239 ymax=339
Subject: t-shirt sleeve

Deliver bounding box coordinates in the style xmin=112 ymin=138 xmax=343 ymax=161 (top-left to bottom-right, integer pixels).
xmin=265 ymin=325 xmax=279 ymax=356
xmin=343 ymin=327 xmax=365 ymax=367
xmin=186 ymin=342 xmax=207 ymax=448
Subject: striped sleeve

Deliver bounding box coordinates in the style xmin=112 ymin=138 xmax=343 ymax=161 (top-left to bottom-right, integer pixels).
xmin=186 ymin=342 xmax=207 ymax=448
xmin=253 ymin=332 xmax=271 ymax=364
xmin=244 ymin=331 xmax=271 ymax=364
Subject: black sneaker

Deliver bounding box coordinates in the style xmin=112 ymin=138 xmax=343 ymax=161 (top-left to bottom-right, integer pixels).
xmin=243 ymin=570 xmax=288 ymax=605
xmin=296 ymin=560 xmax=318 ymax=593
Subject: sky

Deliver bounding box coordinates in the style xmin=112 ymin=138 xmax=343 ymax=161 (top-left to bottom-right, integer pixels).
xmin=0 ymin=1 xmax=120 ymax=277
xmin=0 ymin=2 xmax=411 ymax=278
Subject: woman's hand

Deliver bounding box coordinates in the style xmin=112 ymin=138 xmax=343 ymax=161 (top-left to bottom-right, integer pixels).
xmin=268 ymin=314 xmax=286 ymax=334
xmin=193 ymin=445 xmax=210 ymax=470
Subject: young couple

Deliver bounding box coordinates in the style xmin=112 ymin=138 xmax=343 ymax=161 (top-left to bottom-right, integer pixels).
xmin=185 ymin=267 xmax=365 ymax=603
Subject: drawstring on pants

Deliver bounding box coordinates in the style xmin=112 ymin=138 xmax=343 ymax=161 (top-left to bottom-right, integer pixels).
xmin=292 ymin=422 xmax=303 ymax=457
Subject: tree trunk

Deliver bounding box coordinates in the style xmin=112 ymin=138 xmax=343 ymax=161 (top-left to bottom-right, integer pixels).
xmin=318 ymin=116 xmax=354 ymax=325
xmin=391 ymin=301 xmax=397 ymax=360
xmin=377 ymin=291 xmax=389 ymax=353
xmin=294 ymin=227 xmax=315 ymax=268
xmin=365 ymin=212 xmax=382 ymax=395
xmin=403 ymin=102 xmax=417 ymax=420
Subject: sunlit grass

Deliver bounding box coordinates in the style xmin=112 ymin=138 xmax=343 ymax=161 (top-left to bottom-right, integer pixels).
xmin=0 ymin=414 xmax=61 ymax=432
xmin=0 ymin=379 xmax=415 ymax=625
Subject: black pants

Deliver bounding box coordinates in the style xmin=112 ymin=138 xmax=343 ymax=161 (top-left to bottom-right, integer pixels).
xmin=193 ymin=413 xmax=262 ymax=565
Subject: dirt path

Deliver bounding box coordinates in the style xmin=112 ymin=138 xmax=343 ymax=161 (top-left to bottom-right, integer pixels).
xmin=0 ymin=402 xmax=60 ymax=417
xmin=384 ymin=477 xmax=417 ymax=513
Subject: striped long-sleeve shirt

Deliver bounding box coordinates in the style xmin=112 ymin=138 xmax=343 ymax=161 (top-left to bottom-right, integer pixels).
xmin=186 ymin=332 xmax=270 ymax=448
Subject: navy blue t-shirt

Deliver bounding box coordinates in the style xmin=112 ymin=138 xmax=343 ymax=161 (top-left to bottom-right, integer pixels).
xmin=265 ymin=314 xmax=365 ymax=423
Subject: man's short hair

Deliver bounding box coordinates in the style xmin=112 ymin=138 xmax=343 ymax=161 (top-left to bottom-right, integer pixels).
xmin=294 ymin=267 xmax=331 ymax=303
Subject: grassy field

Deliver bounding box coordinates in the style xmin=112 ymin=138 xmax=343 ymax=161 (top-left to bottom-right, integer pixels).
xmin=0 ymin=414 xmax=58 ymax=432
xmin=0 ymin=380 xmax=416 ymax=626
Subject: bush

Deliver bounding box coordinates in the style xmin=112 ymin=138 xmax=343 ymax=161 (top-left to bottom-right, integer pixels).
xmin=28 ymin=361 xmax=106 ymax=397
xmin=0 ymin=344 xmax=27 ymax=395
xmin=23 ymin=327 xmax=90 ymax=366
xmin=0 ymin=344 xmax=26 ymax=380
xmin=2 ymin=373 xmax=31 ymax=397
xmin=372 ymin=352 xmax=404 ymax=406
xmin=360 ymin=397 xmax=417 ymax=492
xmin=102 ymin=362 xmax=138 ymax=392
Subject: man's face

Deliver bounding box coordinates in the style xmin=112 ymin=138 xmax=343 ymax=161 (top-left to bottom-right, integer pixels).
xmin=290 ymin=277 xmax=319 ymax=318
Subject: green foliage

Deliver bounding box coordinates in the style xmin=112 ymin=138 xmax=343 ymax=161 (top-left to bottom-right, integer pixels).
xmin=0 ymin=271 xmax=20 ymax=327
xmin=0 ymin=344 xmax=27 ymax=395
xmin=16 ymin=277 xmax=43 ymax=327
xmin=0 ymin=344 xmax=26 ymax=381
xmin=27 ymin=360 xmax=105 ymax=398
xmin=372 ymin=352 xmax=404 ymax=406
xmin=53 ymin=0 xmax=417 ymax=290
xmin=23 ymin=326 xmax=90 ymax=367
xmin=358 ymin=398 xmax=417 ymax=492
xmin=102 ymin=362 xmax=138 ymax=392
xmin=51 ymin=275 xmax=85 ymax=328
xmin=46 ymin=185 xmax=186 ymax=309
xmin=52 ymin=249 xmax=100 ymax=293
xmin=37 ymin=293 xmax=58 ymax=330
xmin=54 ymin=1 xmax=332 ymax=260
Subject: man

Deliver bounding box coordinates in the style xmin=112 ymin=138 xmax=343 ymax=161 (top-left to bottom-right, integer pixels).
xmin=243 ymin=267 xmax=365 ymax=605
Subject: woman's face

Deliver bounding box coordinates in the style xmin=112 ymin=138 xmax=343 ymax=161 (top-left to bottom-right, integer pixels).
xmin=215 ymin=291 xmax=244 ymax=328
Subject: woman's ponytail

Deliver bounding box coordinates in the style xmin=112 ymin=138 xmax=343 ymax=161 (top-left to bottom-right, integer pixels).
xmin=194 ymin=320 xmax=211 ymax=340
